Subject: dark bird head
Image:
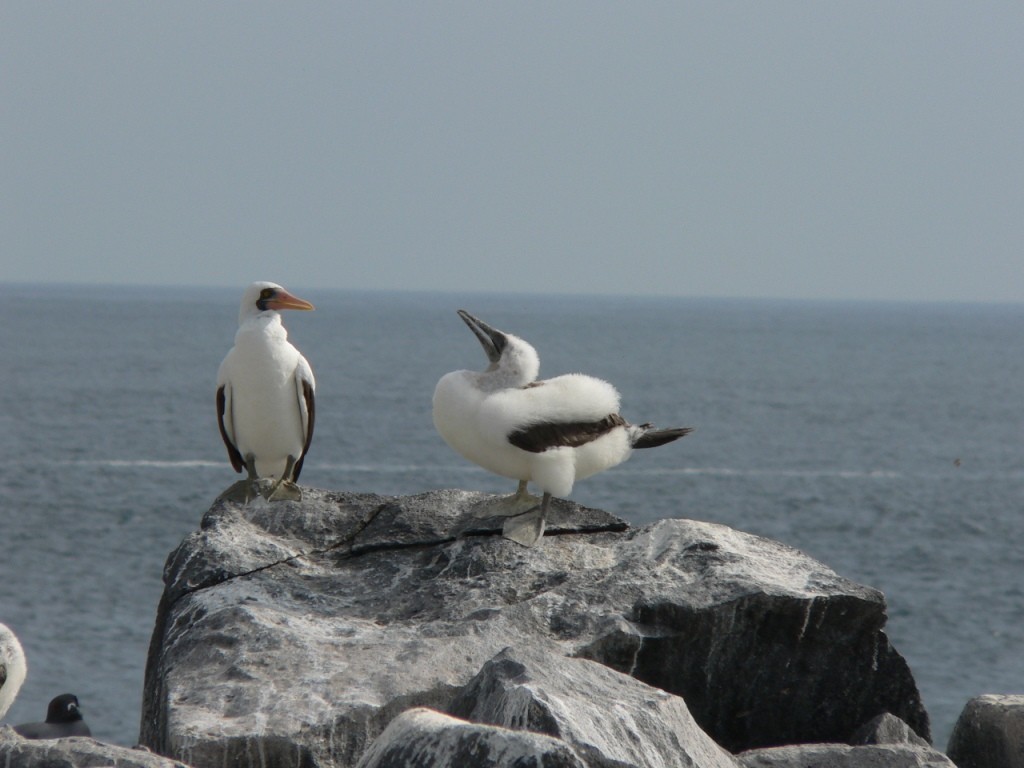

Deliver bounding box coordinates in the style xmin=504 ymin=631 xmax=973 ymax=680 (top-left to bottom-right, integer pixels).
xmin=457 ymin=309 xmax=507 ymax=364
xmin=45 ymin=693 xmax=84 ymax=724
xmin=457 ymin=310 xmax=540 ymax=387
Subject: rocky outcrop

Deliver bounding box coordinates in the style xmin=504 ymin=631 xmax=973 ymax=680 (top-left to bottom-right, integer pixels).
xmin=447 ymin=647 xmax=734 ymax=768
xmin=0 ymin=727 xmax=190 ymax=768
xmin=850 ymin=713 xmax=931 ymax=748
xmin=140 ymin=488 xmax=930 ymax=767
xmin=735 ymin=714 xmax=950 ymax=768
xmin=946 ymin=695 xmax=1024 ymax=768
xmin=355 ymin=708 xmax=587 ymax=768
xmin=737 ymin=743 xmax=953 ymax=768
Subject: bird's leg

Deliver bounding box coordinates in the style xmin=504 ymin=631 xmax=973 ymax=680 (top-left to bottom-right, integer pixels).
xmin=245 ymin=453 xmax=271 ymax=499
xmin=502 ymin=492 xmax=549 ymax=547
xmin=215 ymin=454 xmax=262 ymax=504
xmin=512 ymin=479 xmax=534 ymax=503
xmin=471 ymin=479 xmax=541 ymax=519
xmin=266 ymin=455 xmax=303 ymax=501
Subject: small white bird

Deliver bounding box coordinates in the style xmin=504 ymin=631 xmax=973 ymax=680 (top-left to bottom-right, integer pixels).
xmin=433 ymin=310 xmax=693 ymax=546
xmin=216 ymin=282 xmax=316 ymax=502
xmin=0 ymin=622 xmax=27 ymax=721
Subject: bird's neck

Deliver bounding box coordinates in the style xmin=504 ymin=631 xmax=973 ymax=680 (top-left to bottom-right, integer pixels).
xmin=476 ymin=366 xmax=533 ymax=391
xmin=236 ymin=312 xmax=287 ymax=344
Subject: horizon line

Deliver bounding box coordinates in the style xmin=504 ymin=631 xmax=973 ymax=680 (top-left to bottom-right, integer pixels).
xmin=4 ymin=279 xmax=1024 ymax=309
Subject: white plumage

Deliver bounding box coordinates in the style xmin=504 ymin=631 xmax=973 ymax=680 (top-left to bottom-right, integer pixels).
xmin=216 ymin=282 xmax=315 ymax=499
xmin=433 ymin=310 xmax=692 ymax=545
xmin=437 ymin=369 xmax=628 ymax=498
xmin=0 ymin=622 xmax=27 ymax=721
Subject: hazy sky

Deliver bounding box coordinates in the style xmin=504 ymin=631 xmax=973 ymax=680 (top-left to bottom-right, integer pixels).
xmin=3 ymin=3 xmax=1023 ymax=302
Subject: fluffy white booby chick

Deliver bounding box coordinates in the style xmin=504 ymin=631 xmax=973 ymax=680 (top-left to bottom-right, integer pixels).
xmin=216 ymin=281 xmax=316 ymax=502
xmin=0 ymin=622 xmax=27 ymax=721
xmin=433 ymin=310 xmax=692 ymax=546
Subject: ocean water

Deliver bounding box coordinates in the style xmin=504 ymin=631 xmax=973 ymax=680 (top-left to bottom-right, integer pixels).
xmin=0 ymin=283 xmax=1021 ymax=750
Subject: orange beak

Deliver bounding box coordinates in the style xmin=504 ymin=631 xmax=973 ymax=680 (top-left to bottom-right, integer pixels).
xmin=266 ymin=289 xmax=314 ymax=312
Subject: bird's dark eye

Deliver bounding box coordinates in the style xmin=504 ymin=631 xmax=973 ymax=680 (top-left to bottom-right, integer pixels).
xmin=256 ymin=287 xmax=275 ymax=310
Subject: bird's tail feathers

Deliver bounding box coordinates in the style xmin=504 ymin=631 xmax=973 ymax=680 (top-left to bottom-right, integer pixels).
xmin=631 ymin=424 xmax=694 ymax=449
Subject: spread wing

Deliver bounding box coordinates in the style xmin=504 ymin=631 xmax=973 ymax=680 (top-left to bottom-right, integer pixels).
xmin=216 ymin=383 xmax=245 ymax=473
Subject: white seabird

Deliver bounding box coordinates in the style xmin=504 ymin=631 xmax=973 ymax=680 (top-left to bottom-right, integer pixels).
xmin=433 ymin=309 xmax=693 ymax=546
xmin=0 ymin=622 xmax=27 ymax=721
xmin=216 ymin=281 xmax=316 ymax=502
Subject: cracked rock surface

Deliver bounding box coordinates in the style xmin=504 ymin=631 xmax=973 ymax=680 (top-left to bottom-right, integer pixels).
xmin=0 ymin=727 xmax=191 ymax=768
xmin=140 ymin=488 xmax=929 ymax=767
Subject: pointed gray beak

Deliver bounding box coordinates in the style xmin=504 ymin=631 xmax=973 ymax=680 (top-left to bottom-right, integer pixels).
xmin=457 ymin=310 xmax=507 ymax=364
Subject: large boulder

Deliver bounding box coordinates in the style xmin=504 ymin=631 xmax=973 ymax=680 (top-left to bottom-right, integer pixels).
xmin=140 ymin=488 xmax=929 ymax=766
xmin=447 ymin=646 xmax=734 ymax=768
xmin=946 ymin=694 xmax=1024 ymax=768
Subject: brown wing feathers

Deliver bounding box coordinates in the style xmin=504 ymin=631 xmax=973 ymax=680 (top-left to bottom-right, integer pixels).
xmin=216 ymin=385 xmax=245 ymax=473
xmin=292 ymin=379 xmax=315 ymax=481
xmin=508 ymin=414 xmax=628 ymax=453
xmin=509 ymin=416 xmax=692 ymax=453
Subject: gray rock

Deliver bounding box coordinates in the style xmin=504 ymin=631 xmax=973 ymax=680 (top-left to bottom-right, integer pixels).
xmin=448 ymin=646 xmax=735 ymax=768
xmin=946 ymin=694 xmax=1024 ymax=768
xmin=0 ymin=726 xmax=192 ymax=768
xmin=355 ymin=708 xmax=586 ymax=768
xmin=850 ymin=713 xmax=930 ymax=747
xmin=572 ymin=532 xmax=930 ymax=750
xmin=738 ymin=743 xmax=953 ymax=768
xmin=141 ymin=488 xmax=928 ymax=766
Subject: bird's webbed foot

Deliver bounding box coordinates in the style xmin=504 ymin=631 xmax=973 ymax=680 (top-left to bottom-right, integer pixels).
xmin=471 ymin=480 xmax=540 ymax=519
xmin=501 ymin=491 xmax=550 ymax=547
xmin=265 ymin=455 xmax=302 ymax=501
xmin=215 ymin=479 xmax=261 ymax=504
xmin=266 ymin=479 xmax=302 ymax=501
xmin=214 ymin=454 xmax=262 ymax=502
xmin=502 ymin=508 xmax=546 ymax=547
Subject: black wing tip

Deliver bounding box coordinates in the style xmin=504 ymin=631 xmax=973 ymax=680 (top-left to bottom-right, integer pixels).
xmin=633 ymin=426 xmax=694 ymax=449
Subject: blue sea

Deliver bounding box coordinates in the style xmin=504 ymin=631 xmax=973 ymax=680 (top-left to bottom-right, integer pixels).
xmin=0 ymin=284 xmax=1021 ymax=750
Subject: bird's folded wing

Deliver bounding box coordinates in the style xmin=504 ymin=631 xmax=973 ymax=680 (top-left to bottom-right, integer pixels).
xmin=292 ymin=361 xmax=316 ymax=480
xmin=508 ymin=413 xmax=628 ymax=453
xmin=216 ymin=384 xmax=245 ymax=473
